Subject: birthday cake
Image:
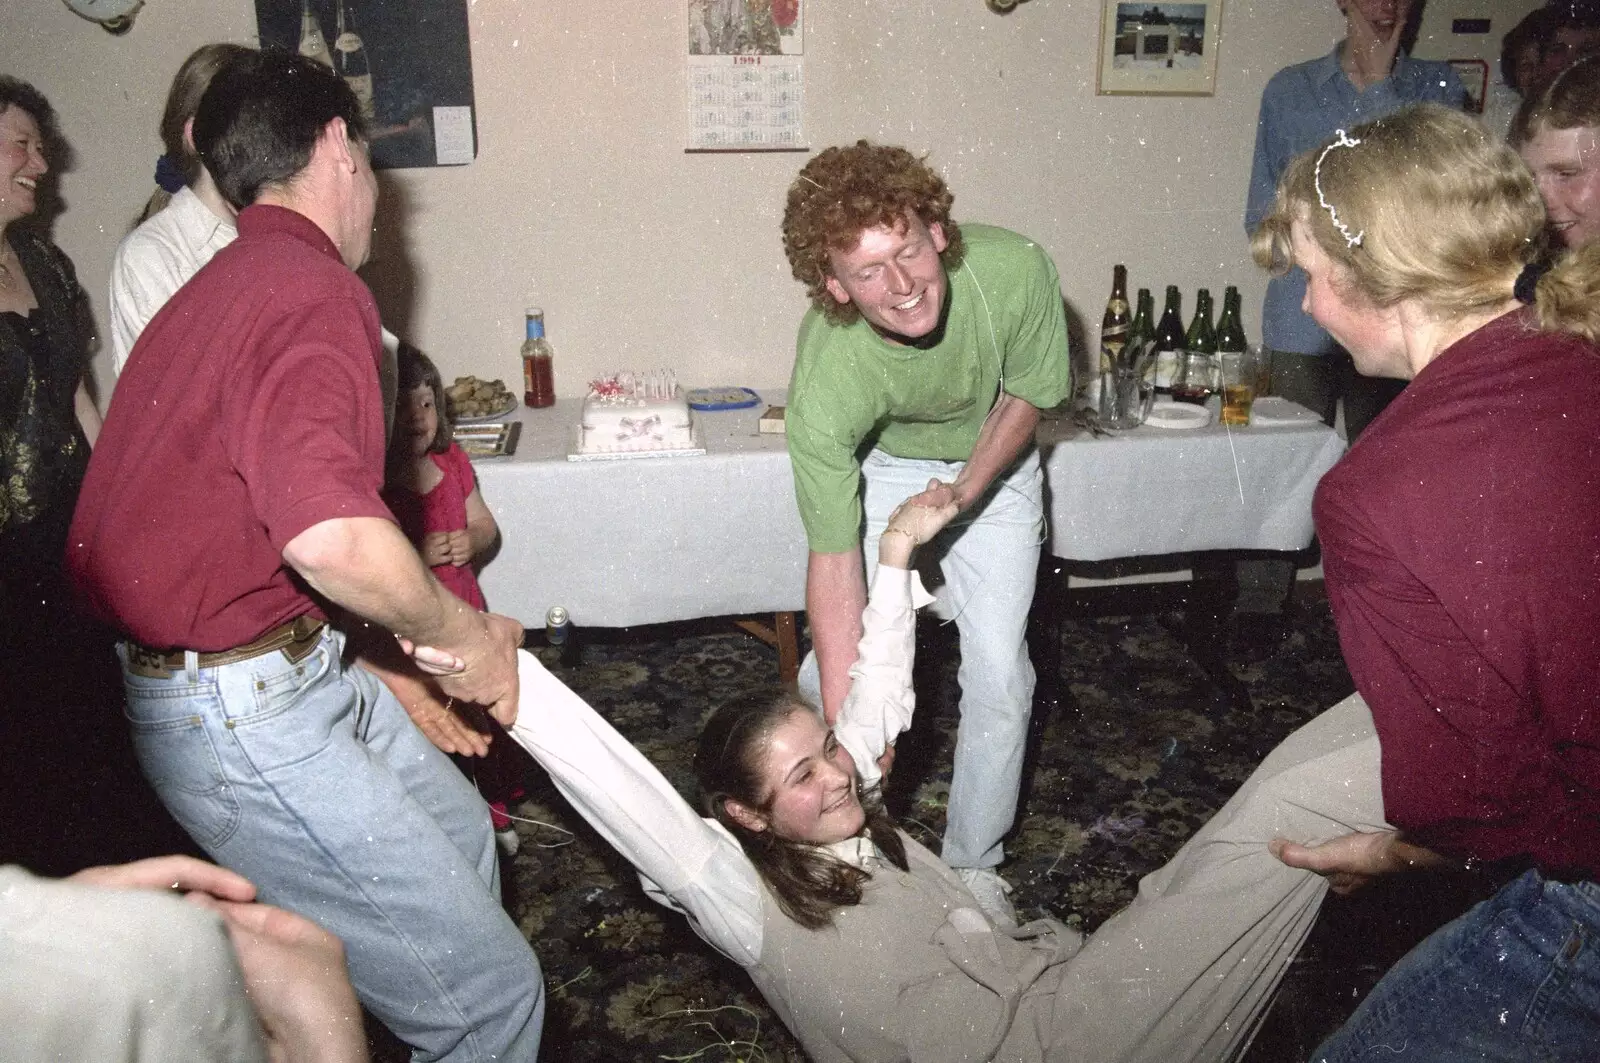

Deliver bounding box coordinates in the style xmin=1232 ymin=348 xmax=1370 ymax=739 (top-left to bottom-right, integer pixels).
xmin=576 ymin=371 xmax=696 ymax=454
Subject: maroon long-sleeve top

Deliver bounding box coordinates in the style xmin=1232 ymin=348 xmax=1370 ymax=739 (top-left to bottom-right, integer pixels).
xmin=1316 ymin=309 xmax=1600 ymax=880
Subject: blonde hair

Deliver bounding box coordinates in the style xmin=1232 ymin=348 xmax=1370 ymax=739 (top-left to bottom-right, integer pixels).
xmin=1251 ymin=103 xmax=1600 ymax=343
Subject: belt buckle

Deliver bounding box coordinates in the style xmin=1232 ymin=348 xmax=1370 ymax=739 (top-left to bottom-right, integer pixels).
xmin=281 ymin=619 xmax=325 ymax=665
xmin=126 ymin=643 xmax=174 ymax=679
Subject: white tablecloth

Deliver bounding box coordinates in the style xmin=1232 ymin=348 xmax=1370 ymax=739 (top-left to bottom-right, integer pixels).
xmin=473 ymin=392 xmax=1344 ymax=628
xmin=1040 ymin=398 xmax=1347 ymax=560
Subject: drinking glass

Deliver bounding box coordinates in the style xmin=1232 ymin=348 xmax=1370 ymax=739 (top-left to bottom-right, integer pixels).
xmin=1219 ymin=347 xmax=1257 ymax=426
xmin=1107 ymin=362 xmax=1155 ymax=429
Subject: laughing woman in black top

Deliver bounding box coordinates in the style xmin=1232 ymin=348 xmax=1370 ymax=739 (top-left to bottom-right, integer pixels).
xmin=0 ymin=76 xmax=97 ymax=614
xmin=0 ymin=76 xmax=173 ymax=874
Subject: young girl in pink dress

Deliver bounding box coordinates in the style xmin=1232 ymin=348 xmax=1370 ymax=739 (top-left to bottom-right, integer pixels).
xmin=384 ymin=348 xmax=495 ymax=611
xmin=381 ymin=346 xmax=527 ymax=853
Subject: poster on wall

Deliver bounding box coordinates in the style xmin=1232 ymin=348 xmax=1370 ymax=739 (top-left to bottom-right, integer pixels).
xmin=255 ymin=0 xmax=477 ymax=169
xmin=1096 ymin=1 xmax=1224 ymax=96
xmin=686 ymin=0 xmax=805 ymax=152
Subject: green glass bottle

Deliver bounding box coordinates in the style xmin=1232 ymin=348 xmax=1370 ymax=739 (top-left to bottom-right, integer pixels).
xmin=1129 ymin=288 xmax=1154 ymax=350
xmin=1172 ymin=288 xmax=1217 ymax=405
xmin=1216 ymin=286 xmax=1247 ymax=354
xmin=1150 ymin=285 xmax=1186 ymax=394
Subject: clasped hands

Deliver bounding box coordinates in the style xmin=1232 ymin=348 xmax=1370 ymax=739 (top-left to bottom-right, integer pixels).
xmin=420 ymin=529 xmax=473 ymax=567
xmin=391 ymin=608 xmax=525 ymax=754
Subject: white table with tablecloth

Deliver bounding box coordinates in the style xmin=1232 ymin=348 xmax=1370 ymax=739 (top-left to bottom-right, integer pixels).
xmin=471 ymin=392 xmax=1344 ymax=634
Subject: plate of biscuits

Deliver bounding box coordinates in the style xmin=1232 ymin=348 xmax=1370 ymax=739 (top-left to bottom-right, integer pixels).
xmin=447 ymin=376 xmax=518 ymax=423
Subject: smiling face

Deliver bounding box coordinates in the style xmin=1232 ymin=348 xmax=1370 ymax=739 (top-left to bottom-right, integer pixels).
xmin=823 ymin=214 xmax=949 ymax=343
xmin=1291 ymin=216 xmax=1407 ymax=378
xmin=729 ymin=707 xmax=865 ymax=846
xmin=1341 ymin=0 xmax=1409 ymax=35
xmin=397 ymin=383 xmax=440 ymax=457
xmin=1521 ymin=124 xmax=1600 ymax=250
xmin=0 ymin=106 xmax=47 ymax=226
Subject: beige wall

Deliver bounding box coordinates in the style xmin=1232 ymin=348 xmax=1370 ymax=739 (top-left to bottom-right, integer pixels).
xmin=1 ymin=1 xmax=1518 ymax=405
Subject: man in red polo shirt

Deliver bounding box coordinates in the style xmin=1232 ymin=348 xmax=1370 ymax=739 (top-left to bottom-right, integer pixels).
xmin=67 ymin=52 xmax=543 ymax=1060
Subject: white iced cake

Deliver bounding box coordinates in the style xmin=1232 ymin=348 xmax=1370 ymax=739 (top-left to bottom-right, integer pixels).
xmin=577 ymin=371 xmax=695 ymax=454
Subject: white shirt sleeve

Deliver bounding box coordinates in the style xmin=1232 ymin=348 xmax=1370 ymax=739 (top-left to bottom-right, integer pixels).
xmin=506 ymin=650 xmax=766 ymax=967
xmin=832 ymin=564 xmax=936 ymax=791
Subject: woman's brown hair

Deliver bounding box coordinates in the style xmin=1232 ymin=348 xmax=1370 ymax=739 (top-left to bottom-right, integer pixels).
xmin=139 ymin=43 xmax=254 ymax=223
xmin=695 ymin=688 xmax=908 ymax=930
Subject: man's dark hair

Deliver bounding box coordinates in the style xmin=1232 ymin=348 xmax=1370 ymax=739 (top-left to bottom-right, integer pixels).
xmin=193 ymin=48 xmax=369 ymax=210
xmin=1504 ymin=8 xmax=1556 ymax=92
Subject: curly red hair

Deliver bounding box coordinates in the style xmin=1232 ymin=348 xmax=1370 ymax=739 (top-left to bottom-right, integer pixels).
xmin=781 ymin=141 xmax=965 ymax=326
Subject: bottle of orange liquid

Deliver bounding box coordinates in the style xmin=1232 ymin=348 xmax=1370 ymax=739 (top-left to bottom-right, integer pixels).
xmin=521 ymin=308 xmax=555 ymax=408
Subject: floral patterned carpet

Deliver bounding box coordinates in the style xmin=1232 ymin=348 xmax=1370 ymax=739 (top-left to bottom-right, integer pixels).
xmin=18 ymin=573 xmax=1472 ymax=1062
xmin=457 ymin=583 xmax=1467 ymax=1063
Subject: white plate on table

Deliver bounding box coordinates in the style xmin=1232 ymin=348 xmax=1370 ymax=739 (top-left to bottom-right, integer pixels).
xmin=1144 ymin=400 xmax=1211 ymax=430
xmin=453 ymin=395 xmax=519 ymax=424
xmin=1248 ymin=396 xmax=1323 ymax=427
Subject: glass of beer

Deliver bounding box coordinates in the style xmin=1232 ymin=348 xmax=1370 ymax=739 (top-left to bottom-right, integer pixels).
xmin=1219 ymin=347 xmax=1257 ymax=426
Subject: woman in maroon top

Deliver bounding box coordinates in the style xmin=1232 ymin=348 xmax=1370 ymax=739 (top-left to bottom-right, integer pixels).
xmin=1252 ymin=103 xmax=1600 ymax=1060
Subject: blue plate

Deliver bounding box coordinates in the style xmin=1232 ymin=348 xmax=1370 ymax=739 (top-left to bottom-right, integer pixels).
xmin=687 ymin=386 xmax=761 ymax=411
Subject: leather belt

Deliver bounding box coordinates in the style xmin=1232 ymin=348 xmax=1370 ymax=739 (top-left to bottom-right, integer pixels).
xmin=125 ymin=615 xmax=327 ymax=678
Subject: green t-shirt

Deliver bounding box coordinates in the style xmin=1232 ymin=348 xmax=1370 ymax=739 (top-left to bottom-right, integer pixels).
xmin=786 ymin=224 xmax=1071 ymax=553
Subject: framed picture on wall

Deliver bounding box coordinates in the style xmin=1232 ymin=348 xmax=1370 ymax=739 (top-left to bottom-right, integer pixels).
xmin=1096 ymin=1 xmax=1224 ymax=96
xmin=255 ymin=0 xmax=477 ymax=169
xmin=1448 ymin=58 xmax=1489 ymax=115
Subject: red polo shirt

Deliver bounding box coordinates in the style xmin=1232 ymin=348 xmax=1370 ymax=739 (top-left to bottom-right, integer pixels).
xmin=1316 ymin=309 xmax=1600 ymax=880
xmin=68 ymin=205 xmax=394 ymax=651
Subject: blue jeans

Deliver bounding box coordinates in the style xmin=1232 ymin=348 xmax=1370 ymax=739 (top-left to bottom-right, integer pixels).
xmin=1313 ymin=869 xmax=1600 ymax=1062
xmin=118 ymin=628 xmax=543 ymax=1062
xmin=801 ymin=447 xmax=1044 ymax=870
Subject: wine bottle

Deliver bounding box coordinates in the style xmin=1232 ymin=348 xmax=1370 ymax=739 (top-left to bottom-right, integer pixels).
xmin=1172 ymin=288 xmax=1217 ymax=405
xmin=1216 ymin=285 xmax=1247 ymax=354
xmin=334 ymin=0 xmax=375 ymax=123
xmin=297 ymin=0 xmax=333 ymax=69
xmin=1096 ymin=265 xmax=1131 ymax=419
xmin=1128 ymin=287 xmax=1153 ymax=363
xmin=1150 ymin=285 xmax=1185 ymax=393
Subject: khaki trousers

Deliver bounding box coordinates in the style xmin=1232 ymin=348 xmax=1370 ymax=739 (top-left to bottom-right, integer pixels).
xmin=1049 ymin=692 xmax=1388 ymax=1063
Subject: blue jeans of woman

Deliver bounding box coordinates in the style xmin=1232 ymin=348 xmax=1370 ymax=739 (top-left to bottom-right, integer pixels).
xmin=119 ymin=627 xmax=543 ymax=1062
xmin=1313 ymin=869 xmax=1600 ymax=1062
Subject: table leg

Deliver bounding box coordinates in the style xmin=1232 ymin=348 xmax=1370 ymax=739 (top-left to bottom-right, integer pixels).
xmin=732 ymin=612 xmax=801 ymax=687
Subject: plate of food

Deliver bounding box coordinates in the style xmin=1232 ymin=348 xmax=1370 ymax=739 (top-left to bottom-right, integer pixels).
xmin=687 ymin=386 xmax=761 ymax=411
xmin=447 ymin=376 xmax=518 ymax=423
